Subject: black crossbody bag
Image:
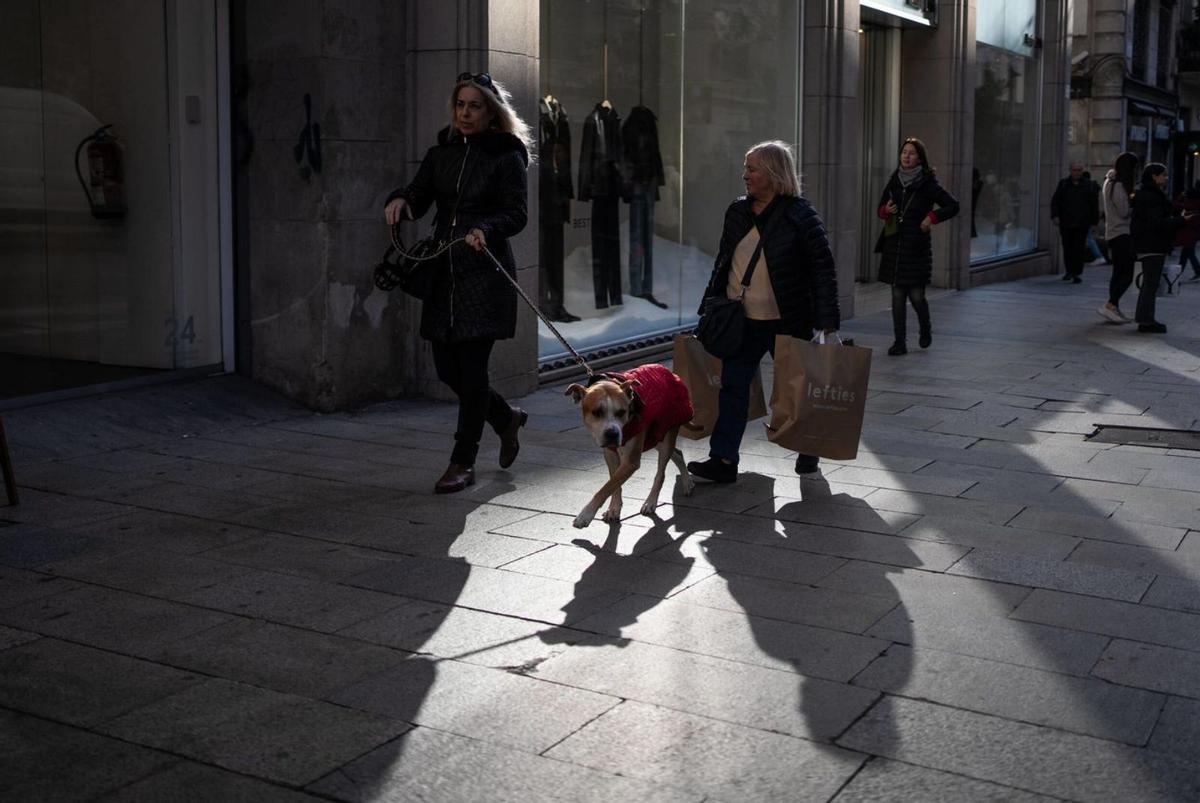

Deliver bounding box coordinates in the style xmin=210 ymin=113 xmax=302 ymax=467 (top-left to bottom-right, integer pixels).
xmin=697 ymin=208 xmax=780 ymax=359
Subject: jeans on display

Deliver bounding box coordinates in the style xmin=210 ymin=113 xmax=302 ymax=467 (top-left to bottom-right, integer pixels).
xmin=1107 ymin=234 xmax=1135 ymax=307
xmin=1060 ymin=226 xmax=1089 ymax=277
xmin=1180 ymin=243 xmax=1200 ymax=277
xmin=591 ymin=196 xmax=622 ymax=308
xmin=431 ymin=339 xmax=514 ymax=467
xmin=891 ymin=283 xmax=930 ymax=343
xmin=709 ymin=318 xmax=816 ymax=470
xmin=628 ymin=185 xmax=655 ymax=297
xmin=1134 ymin=254 xmax=1165 ymax=325
xmin=539 ymin=217 xmax=565 ymax=312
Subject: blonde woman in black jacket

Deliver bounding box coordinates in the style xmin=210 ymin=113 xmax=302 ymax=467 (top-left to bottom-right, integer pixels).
xmin=384 ymin=72 xmax=533 ymax=493
xmin=689 ymin=140 xmax=840 ymax=483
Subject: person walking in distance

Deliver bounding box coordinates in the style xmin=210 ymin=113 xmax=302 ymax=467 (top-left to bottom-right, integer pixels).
xmin=1098 ymin=152 xmax=1138 ymax=323
xmin=1174 ymin=180 xmax=1200 ymax=283
xmin=1051 ymin=162 xmax=1099 ymax=284
xmin=383 ymin=72 xmax=533 ymax=493
xmin=874 ymin=137 xmax=960 ymax=356
xmin=1130 ymin=163 xmax=1192 ymax=334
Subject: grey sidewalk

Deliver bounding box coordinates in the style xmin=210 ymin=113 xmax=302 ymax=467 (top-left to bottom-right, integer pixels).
xmin=3 ymin=267 xmax=1200 ymax=801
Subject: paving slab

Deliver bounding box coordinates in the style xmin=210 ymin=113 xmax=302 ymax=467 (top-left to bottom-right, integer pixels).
xmin=534 ymin=634 xmax=879 ymax=742
xmin=501 ymin=541 xmax=713 ymax=598
xmin=0 ymin=638 xmax=205 ymax=727
xmin=572 ymin=595 xmax=888 ymax=682
xmin=1092 ymin=639 xmax=1200 ymax=698
xmin=331 ymin=655 xmax=620 ymax=753
xmin=866 ymin=606 xmax=1109 ymax=676
xmin=40 ymin=547 xmax=256 ymax=597
xmin=97 ymin=761 xmax=328 ymax=802
xmin=307 ymin=726 xmax=702 ymax=803
xmin=0 ymin=585 xmax=236 ymax=657
xmin=152 ymin=619 xmax=407 ymax=697
xmin=1148 ymin=696 xmax=1200 ymax=763
xmin=0 ymin=710 xmax=177 ymax=802
xmin=896 ymin=517 xmax=1079 ymax=559
xmin=853 ymin=644 xmax=1163 ymax=744
xmin=1142 ymin=574 xmax=1200 ymax=614
xmin=818 ymin=561 xmax=1030 ymax=617
xmin=1067 ymin=538 xmax=1200 ymax=582
xmin=947 ymin=547 xmax=1155 ymax=602
xmin=671 ymin=572 xmax=896 ymax=634
xmin=101 ymin=678 xmax=407 ymax=786
xmin=0 ymin=564 xmax=80 ymax=609
xmin=838 ymin=696 xmax=1200 ymax=802
xmin=545 ymin=700 xmax=867 ymax=802
xmin=831 ymin=757 xmax=1058 ymax=803
xmin=1011 ymin=588 xmax=1200 ymax=653
xmin=1007 ymin=506 xmax=1186 ymax=549
xmin=73 ymin=510 xmax=265 ymax=554
xmin=173 ymin=569 xmax=407 ymax=633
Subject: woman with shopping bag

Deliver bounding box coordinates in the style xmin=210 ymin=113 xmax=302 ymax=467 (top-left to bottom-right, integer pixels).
xmin=688 ymin=140 xmax=840 ymax=483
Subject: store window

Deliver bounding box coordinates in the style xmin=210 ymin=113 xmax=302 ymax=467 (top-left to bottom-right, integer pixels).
xmin=971 ymin=0 xmax=1041 ymax=264
xmin=537 ymin=0 xmax=801 ymax=365
xmin=0 ymin=0 xmax=224 ymax=400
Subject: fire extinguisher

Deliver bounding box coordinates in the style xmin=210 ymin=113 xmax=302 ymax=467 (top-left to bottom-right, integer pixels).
xmin=74 ymin=124 xmax=127 ymax=219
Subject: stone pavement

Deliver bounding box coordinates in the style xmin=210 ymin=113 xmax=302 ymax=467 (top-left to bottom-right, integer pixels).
xmin=2 ymin=268 xmax=1200 ymax=801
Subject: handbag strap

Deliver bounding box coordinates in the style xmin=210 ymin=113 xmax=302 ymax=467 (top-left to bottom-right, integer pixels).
xmin=737 ymin=201 xmax=783 ymax=297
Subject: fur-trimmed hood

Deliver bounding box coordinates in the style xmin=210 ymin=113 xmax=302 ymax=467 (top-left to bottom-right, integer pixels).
xmin=436 ymin=126 xmax=529 ymax=167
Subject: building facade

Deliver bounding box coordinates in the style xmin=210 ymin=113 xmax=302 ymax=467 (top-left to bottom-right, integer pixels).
xmin=1 ymin=0 xmax=1074 ymax=411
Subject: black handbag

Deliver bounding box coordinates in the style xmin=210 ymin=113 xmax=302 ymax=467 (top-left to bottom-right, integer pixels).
xmin=696 ymin=211 xmax=775 ymax=359
xmin=373 ymin=228 xmax=444 ymax=301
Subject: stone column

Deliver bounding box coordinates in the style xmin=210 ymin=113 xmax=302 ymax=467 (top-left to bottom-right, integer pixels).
xmin=899 ymin=0 xmax=975 ymax=289
xmin=1042 ymin=0 xmax=1077 ymax=269
xmin=242 ymin=0 xmax=539 ymax=411
xmin=802 ymin=2 xmax=862 ymax=321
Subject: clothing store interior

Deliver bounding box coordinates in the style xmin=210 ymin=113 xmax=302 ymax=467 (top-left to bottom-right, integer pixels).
xmin=537 ymin=0 xmax=801 ymax=364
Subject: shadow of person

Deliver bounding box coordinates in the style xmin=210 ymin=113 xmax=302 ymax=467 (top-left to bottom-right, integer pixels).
xmin=699 ymin=469 xmax=913 ymax=751
xmin=539 ymin=491 xmax=698 ymax=647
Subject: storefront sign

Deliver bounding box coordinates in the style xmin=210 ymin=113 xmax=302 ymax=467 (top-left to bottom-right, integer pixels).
xmin=1155 ymin=124 xmax=1171 ymax=140
xmin=1130 ymin=125 xmax=1149 ymax=142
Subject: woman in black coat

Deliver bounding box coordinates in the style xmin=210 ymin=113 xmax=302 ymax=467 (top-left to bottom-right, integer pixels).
xmin=1130 ymin=162 xmax=1191 ymax=333
xmin=384 ymin=72 xmax=532 ymax=493
xmin=688 ymin=140 xmax=840 ymax=484
xmin=874 ymin=137 xmax=960 ymax=355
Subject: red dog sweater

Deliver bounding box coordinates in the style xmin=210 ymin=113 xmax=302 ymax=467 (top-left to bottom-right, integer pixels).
xmin=606 ymin=364 xmax=694 ymax=452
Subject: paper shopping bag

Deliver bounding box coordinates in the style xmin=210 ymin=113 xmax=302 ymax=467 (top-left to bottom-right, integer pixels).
xmin=673 ymin=334 xmax=766 ymax=440
xmin=765 ymin=335 xmax=872 ymax=460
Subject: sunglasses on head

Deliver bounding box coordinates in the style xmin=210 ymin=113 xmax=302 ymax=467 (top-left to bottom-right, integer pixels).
xmin=458 ymin=72 xmax=498 ymax=94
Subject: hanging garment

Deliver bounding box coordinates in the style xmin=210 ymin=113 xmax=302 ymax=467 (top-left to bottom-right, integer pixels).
xmin=622 ymin=106 xmax=665 ymax=299
xmin=538 ymin=98 xmax=574 ymax=315
xmin=592 ymin=195 xmax=622 ymax=308
xmin=578 ymin=103 xmax=624 ymax=201
xmin=621 ymin=105 xmax=665 ymax=200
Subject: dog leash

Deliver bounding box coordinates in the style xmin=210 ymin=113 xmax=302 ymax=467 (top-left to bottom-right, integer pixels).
xmin=480 ymin=245 xmax=597 ymax=379
xmin=384 ymin=231 xmax=597 ymax=379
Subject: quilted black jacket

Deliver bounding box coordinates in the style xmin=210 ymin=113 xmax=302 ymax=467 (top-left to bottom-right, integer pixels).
xmin=874 ymin=172 xmax=960 ymax=287
xmin=699 ymin=195 xmax=840 ymax=335
xmin=1131 ymin=182 xmax=1184 ymax=255
xmin=577 ymin=104 xmax=623 ymax=201
xmin=387 ymin=128 xmax=528 ymax=343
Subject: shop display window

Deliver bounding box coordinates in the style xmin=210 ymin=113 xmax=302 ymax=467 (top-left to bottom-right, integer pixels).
xmin=537 ymin=0 xmax=800 ymax=364
xmin=971 ymin=0 xmax=1042 ymax=263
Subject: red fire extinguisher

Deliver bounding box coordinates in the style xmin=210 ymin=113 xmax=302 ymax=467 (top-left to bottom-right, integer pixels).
xmin=74 ymin=124 xmax=127 ymax=219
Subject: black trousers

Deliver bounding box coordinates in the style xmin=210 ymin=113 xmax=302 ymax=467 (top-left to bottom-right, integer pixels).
xmin=591 ymin=196 xmax=622 ymax=308
xmin=1134 ymin=254 xmax=1165 ymax=325
xmin=431 ymin=339 xmax=513 ymax=467
xmin=539 ymin=217 xmax=565 ymax=312
xmin=1107 ymin=234 xmax=1135 ymax=307
xmin=891 ymin=283 xmax=930 ymax=343
xmin=1060 ymin=226 xmax=1089 ymax=278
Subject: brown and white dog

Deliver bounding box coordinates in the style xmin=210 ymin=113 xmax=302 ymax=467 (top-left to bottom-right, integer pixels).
xmin=566 ymin=364 xmax=698 ymax=528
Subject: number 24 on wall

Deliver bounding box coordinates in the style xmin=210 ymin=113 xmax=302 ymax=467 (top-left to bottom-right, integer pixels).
xmin=164 ymin=315 xmax=197 ymax=347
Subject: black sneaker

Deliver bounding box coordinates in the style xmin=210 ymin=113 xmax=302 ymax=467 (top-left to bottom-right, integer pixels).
xmin=687 ymin=457 xmax=737 ymax=483
xmin=1072 ymin=276 xmax=1082 ymax=284
xmin=1060 ymin=274 xmax=1073 ymax=281
xmin=919 ymin=331 xmax=932 ymax=349
xmin=795 ymin=455 xmax=820 ymax=475
xmin=1137 ymin=322 xmax=1167 ymax=333
xmin=887 ymin=341 xmax=907 ymax=356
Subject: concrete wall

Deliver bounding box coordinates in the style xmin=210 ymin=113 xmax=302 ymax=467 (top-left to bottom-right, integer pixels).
xmin=241 ymin=0 xmax=539 ymax=411
xmin=802 ymin=1 xmax=862 ymax=320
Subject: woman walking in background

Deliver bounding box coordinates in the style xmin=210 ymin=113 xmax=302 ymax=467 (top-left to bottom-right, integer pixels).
xmin=1130 ymin=163 xmax=1190 ymax=334
xmin=383 ymin=72 xmax=533 ymax=493
xmin=1098 ymin=151 xmax=1139 ymax=323
xmin=875 ymin=137 xmax=960 ymax=356
xmin=1174 ymin=180 xmax=1200 ymax=283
